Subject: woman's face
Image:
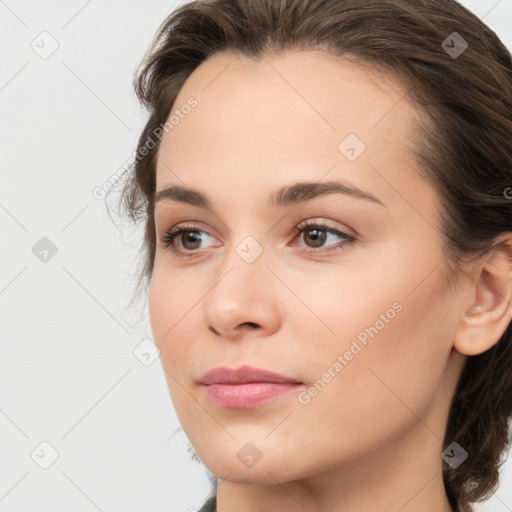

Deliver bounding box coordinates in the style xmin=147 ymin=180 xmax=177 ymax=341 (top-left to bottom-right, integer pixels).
xmin=149 ymin=50 xmax=467 ymax=490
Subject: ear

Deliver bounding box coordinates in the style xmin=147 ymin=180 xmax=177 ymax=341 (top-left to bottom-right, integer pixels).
xmin=453 ymin=236 xmax=512 ymax=356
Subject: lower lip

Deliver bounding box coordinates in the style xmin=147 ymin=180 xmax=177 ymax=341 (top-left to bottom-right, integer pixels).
xmin=202 ymin=382 xmax=302 ymax=408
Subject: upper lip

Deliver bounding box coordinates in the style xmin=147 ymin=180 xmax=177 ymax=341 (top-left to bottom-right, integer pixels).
xmin=199 ymin=364 xmax=303 ymax=385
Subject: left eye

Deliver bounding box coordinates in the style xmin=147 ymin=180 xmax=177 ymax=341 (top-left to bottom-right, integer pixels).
xmin=292 ymin=220 xmax=355 ymax=255
xmin=160 ymin=220 xmax=356 ymax=257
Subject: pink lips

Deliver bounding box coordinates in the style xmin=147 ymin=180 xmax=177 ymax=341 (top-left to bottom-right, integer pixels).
xmin=199 ymin=364 xmax=303 ymax=408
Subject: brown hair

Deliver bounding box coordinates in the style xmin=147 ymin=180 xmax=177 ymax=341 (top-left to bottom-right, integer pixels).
xmin=108 ymin=1 xmax=512 ymax=510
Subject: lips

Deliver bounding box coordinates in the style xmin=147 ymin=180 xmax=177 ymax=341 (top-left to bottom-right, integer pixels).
xmin=198 ymin=365 xmax=303 ymax=409
xmin=199 ymin=364 xmax=303 ymax=385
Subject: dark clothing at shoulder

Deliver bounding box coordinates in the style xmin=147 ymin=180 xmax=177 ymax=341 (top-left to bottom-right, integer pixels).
xmin=198 ymin=494 xmax=217 ymax=512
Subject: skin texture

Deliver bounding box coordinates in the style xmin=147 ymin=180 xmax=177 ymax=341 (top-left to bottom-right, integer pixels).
xmin=148 ymin=50 xmax=512 ymax=512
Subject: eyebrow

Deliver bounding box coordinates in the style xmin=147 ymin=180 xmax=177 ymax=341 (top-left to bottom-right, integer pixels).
xmin=154 ymin=180 xmax=385 ymax=209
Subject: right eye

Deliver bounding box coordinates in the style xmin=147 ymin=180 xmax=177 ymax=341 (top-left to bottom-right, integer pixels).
xmin=160 ymin=222 xmax=219 ymax=257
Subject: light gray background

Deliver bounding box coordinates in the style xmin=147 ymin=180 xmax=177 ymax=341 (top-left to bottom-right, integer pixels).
xmin=1 ymin=1 xmax=511 ymax=511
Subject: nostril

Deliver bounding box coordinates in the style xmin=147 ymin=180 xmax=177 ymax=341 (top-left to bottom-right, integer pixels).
xmin=241 ymin=322 xmax=259 ymax=329
xmin=207 ymin=322 xmax=259 ymax=336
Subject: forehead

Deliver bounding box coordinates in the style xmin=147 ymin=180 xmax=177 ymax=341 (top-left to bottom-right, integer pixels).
xmin=155 ymin=49 xmax=425 ymax=210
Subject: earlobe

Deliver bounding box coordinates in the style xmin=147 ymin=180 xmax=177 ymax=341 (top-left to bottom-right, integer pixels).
xmin=453 ymin=239 xmax=512 ymax=356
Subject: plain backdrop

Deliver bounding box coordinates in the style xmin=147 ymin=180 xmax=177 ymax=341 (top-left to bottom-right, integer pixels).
xmin=1 ymin=1 xmax=511 ymax=511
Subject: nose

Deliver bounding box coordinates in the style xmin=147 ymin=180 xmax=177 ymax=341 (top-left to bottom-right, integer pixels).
xmin=201 ymin=251 xmax=282 ymax=340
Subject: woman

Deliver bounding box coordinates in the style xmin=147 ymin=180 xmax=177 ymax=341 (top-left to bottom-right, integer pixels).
xmin=111 ymin=0 xmax=512 ymax=510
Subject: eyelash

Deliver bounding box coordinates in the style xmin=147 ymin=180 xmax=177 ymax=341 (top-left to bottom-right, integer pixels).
xmin=160 ymin=220 xmax=356 ymax=258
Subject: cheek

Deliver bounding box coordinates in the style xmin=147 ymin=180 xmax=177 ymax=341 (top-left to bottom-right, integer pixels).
xmin=299 ymin=266 xmax=455 ymax=439
xmin=148 ymin=268 xmax=199 ymax=368
xmin=148 ymin=272 xmax=205 ymax=427
xmin=291 ymin=250 xmax=450 ymax=388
